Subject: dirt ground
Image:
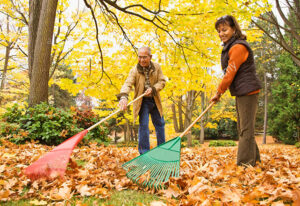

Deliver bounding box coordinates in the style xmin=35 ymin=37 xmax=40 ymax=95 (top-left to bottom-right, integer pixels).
xmin=255 ymin=135 xmax=276 ymax=144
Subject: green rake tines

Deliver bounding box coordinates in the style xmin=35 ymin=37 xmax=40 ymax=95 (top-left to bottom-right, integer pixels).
xmin=122 ymin=136 xmax=181 ymax=189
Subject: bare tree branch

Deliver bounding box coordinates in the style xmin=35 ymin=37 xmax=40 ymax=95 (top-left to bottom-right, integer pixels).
xmin=99 ymin=0 xmax=137 ymax=53
xmin=83 ymin=0 xmax=113 ymax=85
xmin=293 ymin=0 xmax=300 ymax=22
xmin=50 ymin=9 xmax=80 ymax=79
xmin=99 ymin=0 xmax=178 ymax=44
xmin=257 ymin=13 xmax=290 ymax=33
xmin=0 ymin=67 xmax=15 ymax=72
xmin=16 ymin=44 xmax=27 ymax=57
xmin=0 ymin=11 xmax=25 ymax=23
xmin=80 ymin=0 xmax=207 ymax=81
xmin=9 ymin=0 xmax=28 ymax=25
xmin=251 ymin=0 xmax=300 ymax=67
xmin=275 ymin=0 xmax=300 ymax=42
xmin=252 ymin=20 xmax=300 ymax=66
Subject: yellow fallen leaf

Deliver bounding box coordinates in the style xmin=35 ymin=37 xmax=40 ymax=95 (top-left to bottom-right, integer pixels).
xmin=29 ymin=199 xmax=47 ymax=205
xmin=3 ymin=153 xmax=15 ymax=158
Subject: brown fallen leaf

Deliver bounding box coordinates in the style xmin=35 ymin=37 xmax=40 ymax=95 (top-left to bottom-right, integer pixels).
xmin=292 ymin=189 xmax=300 ymax=205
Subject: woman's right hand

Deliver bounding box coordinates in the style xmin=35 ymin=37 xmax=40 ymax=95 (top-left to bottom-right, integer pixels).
xmin=210 ymin=92 xmax=221 ymax=103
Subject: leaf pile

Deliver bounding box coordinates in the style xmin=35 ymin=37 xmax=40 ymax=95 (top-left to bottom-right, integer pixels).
xmin=0 ymin=140 xmax=299 ymax=205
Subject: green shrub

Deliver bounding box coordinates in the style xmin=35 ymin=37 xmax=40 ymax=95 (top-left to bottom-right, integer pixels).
xmin=17 ymin=102 xmax=81 ymax=145
xmin=209 ymin=140 xmax=237 ymax=147
xmin=295 ymin=142 xmax=300 ymax=149
xmin=192 ymin=118 xmax=238 ymax=140
xmin=192 ymin=139 xmax=201 ymax=147
xmin=268 ymin=53 xmax=299 ymax=145
xmin=2 ymin=104 xmax=24 ymax=123
xmin=1 ymin=104 xmax=24 ymax=144
xmin=1 ymin=103 xmax=111 ymax=146
xmin=180 ymin=135 xmax=187 ymax=142
xmin=0 ymin=121 xmax=20 ymax=137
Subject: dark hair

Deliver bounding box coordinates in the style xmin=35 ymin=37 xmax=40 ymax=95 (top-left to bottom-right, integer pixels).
xmin=215 ymin=15 xmax=246 ymax=40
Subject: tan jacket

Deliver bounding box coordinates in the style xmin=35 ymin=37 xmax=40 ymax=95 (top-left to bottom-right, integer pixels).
xmin=119 ymin=62 xmax=166 ymax=121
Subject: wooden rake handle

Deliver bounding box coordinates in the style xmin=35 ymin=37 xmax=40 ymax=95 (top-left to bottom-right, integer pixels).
xmin=87 ymin=93 xmax=147 ymax=131
xmin=179 ymin=102 xmax=215 ymax=138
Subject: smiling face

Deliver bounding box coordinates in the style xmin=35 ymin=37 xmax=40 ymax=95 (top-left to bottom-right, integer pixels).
xmin=217 ymin=23 xmax=235 ymax=44
xmin=138 ymin=48 xmax=152 ymax=67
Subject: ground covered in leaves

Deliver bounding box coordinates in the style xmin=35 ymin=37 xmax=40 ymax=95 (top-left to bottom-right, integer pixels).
xmin=0 ymin=140 xmax=299 ymax=205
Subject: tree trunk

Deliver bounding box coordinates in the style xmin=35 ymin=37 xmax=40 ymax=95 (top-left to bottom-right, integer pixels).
xmin=1 ymin=16 xmax=11 ymax=91
xmin=125 ymin=119 xmax=130 ymax=142
xmin=28 ymin=0 xmax=58 ymax=107
xmin=184 ymin=91 xmax=195 ymax=147
xmin=28 ymin=0 xmax=43 ymax=80
xmin=178 ymin=96 xmax=184 ymax=132
xmin=171 ymin=104 xmax=179 ymax=132
xmin=263 ymin=72 xmax=268 ymax=144
xmin=1 ymin=45 xmax=11 ymax=91
xmin=200 ymin=92 xmax=205 ymax=144
xmin=130 ymin=125 xmax=135 ymax=141
xmin=114 ymin=130 xmax=118 ymax=144
xmin=122 ymin=124 xmax=127 ymax=142
xmin=133 ymin=124 xmax=138 ymax=141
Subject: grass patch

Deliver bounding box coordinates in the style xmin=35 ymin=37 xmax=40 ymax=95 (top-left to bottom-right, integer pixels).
xmin=209 ymin=140 xmax=237 ymax=147
xmin=75 ymin=159 xmax=87 ymax=167
xmin=79 ymin=190 xmax=162 ymax=205
xmin=1 ymin=189 xmax=162 ymax=206
xmin=116 ymin=141 xmax=138 ymax=147
xmin=1 ymin=199 xmax=30 ymax=206
xmin=192 ymin=139 xmax=201 ymax=147
xmin=295 ymin=142 xmax=300 ymax=148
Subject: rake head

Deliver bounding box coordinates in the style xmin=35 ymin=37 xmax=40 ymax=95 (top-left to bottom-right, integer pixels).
xmin=122 ymin=137 xmax=181 ymax=189
xmin=24 ymin=130 xmax=88 ymax=180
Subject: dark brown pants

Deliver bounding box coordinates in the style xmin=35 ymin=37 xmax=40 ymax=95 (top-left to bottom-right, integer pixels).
xmin=236 ymin=94 xmax=260 ymax=166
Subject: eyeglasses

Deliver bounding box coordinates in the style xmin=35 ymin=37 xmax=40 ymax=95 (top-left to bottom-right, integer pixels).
xmin=138 ymin=55 xmax=150 ymax=60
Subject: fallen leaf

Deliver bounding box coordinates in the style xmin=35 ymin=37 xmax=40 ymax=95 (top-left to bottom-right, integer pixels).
xmin=293 ymin=189 xmax=300 ymax=206
xmin=29 ymin=199 xmax=48 ymax=205
xmin=77 ymin=185 xmax=91 ymax=196
xmin=150 ymin=200 xmax=167 ymax=206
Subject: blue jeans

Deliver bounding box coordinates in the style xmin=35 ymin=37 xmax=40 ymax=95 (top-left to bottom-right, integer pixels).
xmin=138 ymin=97 xmax=165 ymax=154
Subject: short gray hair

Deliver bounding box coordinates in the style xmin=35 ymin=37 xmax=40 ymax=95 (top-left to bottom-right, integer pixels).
xmin=138 ymin=46 xmax=151 ymax=55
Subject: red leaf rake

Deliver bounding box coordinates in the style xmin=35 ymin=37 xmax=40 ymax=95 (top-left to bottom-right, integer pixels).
xmin=24 ymin=93 xmax=146 ymax=180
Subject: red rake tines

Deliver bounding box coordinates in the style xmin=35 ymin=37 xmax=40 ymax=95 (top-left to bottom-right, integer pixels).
xmin=24 ymin=130 xmax=88 ymax=180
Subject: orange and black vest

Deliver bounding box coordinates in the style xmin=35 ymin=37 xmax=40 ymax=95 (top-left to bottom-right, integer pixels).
xmin=221 ymin=37 xmax=262 ymax=96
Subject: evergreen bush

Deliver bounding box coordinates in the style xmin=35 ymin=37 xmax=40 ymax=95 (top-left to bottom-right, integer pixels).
xmin=0 ymin=103 xmax=110 ymax=145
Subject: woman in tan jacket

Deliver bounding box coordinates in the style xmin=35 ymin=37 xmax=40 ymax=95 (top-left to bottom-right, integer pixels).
xmin=118 ymin=47 xmax=166 ymax=154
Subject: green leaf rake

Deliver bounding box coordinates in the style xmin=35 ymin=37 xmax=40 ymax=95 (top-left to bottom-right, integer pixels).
xmin=122 ymin=102 xmax=215 ymax=189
